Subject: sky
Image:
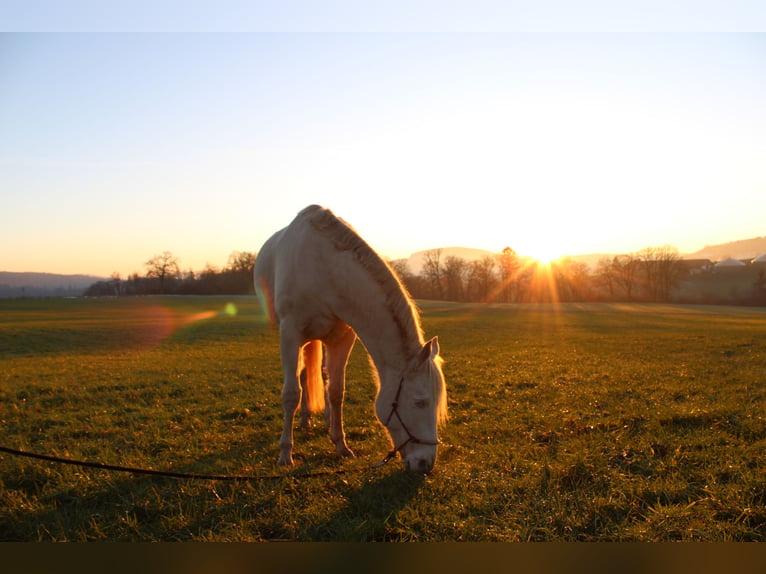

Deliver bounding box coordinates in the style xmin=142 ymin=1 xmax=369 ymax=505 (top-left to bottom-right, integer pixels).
xmin=2 ymin=4 xmax=766 ymax=276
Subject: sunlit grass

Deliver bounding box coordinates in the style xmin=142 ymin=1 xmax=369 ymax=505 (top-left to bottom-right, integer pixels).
xmin=1 ymin=297 xmax=765 ymax=541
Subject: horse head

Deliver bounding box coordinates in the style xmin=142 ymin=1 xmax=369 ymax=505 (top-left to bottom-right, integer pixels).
xmin=377 ymin=337 xmax=447 ymax=474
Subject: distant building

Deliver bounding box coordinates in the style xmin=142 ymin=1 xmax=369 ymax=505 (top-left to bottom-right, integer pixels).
xmin=714 ymin=257 xmax=748 ymax=272
xmin=680 ymin=259 xmax=714 ymax=275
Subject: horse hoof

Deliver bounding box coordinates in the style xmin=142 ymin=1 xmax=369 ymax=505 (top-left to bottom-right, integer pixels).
xmin=337 ymin=446 xmax=356 ymax=459
xmin=277 ymin=455 xmax=294 ymax=466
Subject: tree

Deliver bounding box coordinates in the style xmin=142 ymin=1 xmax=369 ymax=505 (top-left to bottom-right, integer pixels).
xmin=422 ymin=249 xmax=444 ymax=300
xmin=223 ymin=251 xmax=257 ymax=294
xmin=467 ymin=256 xmax=497 ymax=302
xmin=226 ymin=251 xmax=257 ymax=274
xmin=497 ymin=247 xmax=521 ymax=302
xmin=613 ymin=254 xmax=640 ymax=301
xmin=145 ymin=251 xmax=180 ymax=294
xmin=596 ymin=257 xmax=617 ymax=299
xmin=553 ymin=258 xmax=591 ymax=302
xmin=443 ymin=255 xmax=468 ymax=302
xmin=390 ymin=258 xmax=428 ymax=299
xmin=197 ymin=264 xmax=222 ymax=294
xmin=388 ymin=259 xmax=411 ymax=283
xmin=752 ymin=270 xmax=766 ymax=305
xmin=637 ymin=245 xmax=683 ymax=302
xmin=109 ymin=272 xmax=122 ymax=296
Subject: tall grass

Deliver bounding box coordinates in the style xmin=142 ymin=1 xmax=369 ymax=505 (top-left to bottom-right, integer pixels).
xmin=1 ymin=297 xmax=765 ymax=541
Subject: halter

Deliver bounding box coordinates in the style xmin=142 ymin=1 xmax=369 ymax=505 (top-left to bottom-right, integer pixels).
xmin=374 ymin=375 xmax=439 ymax=468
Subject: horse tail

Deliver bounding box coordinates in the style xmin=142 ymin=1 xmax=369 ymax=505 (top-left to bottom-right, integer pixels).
xmin=255 ymin=277 xmax=278 ymax=327
xmin=301 ymin=340 xmax=325 ymax=413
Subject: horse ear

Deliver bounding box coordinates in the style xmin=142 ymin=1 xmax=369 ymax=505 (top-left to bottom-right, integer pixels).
xmin=418 ymin=336 xmax=440 ymax=364
xmin=428 ymin=336 xmax=440 ymax=359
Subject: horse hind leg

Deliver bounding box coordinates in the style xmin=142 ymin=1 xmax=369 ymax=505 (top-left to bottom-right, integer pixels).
xmin=277 ymin=327 xmax=302 ymax=466
xmin=324 ymin=327 xmax=357 ymax=459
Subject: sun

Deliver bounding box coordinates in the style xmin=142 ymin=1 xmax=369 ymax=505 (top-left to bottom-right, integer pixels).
xmin=526 ymin=244 xmax=563 ymax=266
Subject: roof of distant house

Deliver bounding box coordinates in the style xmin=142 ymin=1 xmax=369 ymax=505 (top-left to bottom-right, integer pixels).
xmin=715 ymin=257 xmax=747 ymax=267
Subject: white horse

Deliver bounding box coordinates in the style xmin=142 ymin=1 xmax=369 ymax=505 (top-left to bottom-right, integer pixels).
xmin=254 ymin=205 xmax=448 ymax=473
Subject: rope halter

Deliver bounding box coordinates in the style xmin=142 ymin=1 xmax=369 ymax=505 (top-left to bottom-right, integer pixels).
xmin=374 ymin=375 xmax=439 ymax=468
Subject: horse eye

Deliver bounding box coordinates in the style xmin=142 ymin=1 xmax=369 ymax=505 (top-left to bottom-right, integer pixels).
xmin=414 ymin=399 xmax=428 ymax=409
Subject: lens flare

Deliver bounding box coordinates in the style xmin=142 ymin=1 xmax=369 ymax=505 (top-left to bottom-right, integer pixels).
xmin=133 ymin=302 xmax=240 ymax=348
xmin=184 ymin=310 xmax=218 ymax=324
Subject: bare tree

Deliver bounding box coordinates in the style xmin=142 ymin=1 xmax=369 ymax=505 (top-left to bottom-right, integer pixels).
xmin=613 ymin=254 xmax=641 ymax=301
xmin=226 ymin=251 xmax=257 ymax=274
xmin=637 ymin=245 xmax=683 ymax=302
xmin=497 ymin=247 xmax=521 ymax=302
xmin=443 ymin=255 xmax=468 ymax=302
xmin=422 ymin=249 xmax=444 ymax=299
xmin=596 ymin=257 xmax=617 ymax=299
xmin=222 ymin=250 xmax=257 ymax=293
xmin=388 ymin=258 xmax=424 ymax=298
xmin=145 ymin=251 xmax=180 ymax=294
xmin=468 ymin=256 xmax=498 ymax=302
xmin=388 ymin=259 xmax=410 ymax=282
xmin=553 ymin=258 xmax=591 ymax=302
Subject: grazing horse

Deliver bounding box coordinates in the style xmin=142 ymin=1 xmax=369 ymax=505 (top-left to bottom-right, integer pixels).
xmin=254 ymin=205 xmax=448 ymax=473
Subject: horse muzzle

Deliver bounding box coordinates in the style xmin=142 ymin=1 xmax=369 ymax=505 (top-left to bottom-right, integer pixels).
xmin=401 ymin=444 xmax=437 ymax=474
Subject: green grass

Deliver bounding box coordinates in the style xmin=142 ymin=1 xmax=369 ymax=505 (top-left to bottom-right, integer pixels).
xmin=1 ymin=297 xmax=766 ymax=541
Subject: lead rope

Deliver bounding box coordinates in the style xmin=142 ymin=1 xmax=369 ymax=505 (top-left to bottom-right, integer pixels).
xmin=0 ymin=444 xmax=394 ymax=481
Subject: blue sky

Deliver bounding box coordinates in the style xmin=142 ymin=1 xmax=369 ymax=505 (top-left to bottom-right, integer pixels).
xmin=3 ymin=1 xmax=766 ymax=32
xmin=2 ymin=7 xmax=766 ymax=275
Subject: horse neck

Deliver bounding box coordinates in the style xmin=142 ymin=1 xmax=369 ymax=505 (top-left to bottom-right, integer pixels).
xmin=344 ymin=299 xmax=421 ymax=381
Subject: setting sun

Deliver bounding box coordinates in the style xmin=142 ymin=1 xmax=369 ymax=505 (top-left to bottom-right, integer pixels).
xmin=529 ymin=249 xmax=562 ymax=266
xmin=522 ymin=241 xmax=564 ymax=266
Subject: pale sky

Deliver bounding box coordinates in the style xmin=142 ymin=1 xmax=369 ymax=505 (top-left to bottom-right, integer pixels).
xmin=2 ymin=4 xmax=766 ymax=276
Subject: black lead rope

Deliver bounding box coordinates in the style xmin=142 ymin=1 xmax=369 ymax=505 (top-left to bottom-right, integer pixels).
xmin=0 ymin=445 xmax=391 ymax=481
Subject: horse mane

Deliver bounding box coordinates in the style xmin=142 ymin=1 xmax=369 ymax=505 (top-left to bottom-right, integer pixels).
xmin=299 ymin=205 xmax=425 ymax=350
xmin=430 ymin=354 xmax=448 ymax=427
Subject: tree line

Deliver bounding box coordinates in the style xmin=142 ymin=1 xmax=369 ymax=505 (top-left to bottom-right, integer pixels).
xmin=84 ymin=251 xmax=257 ymax=296
xmin=85 ymin=245 xmax=766 ymax=305
xmin=392 ymin=245 xmax=689 ymax=304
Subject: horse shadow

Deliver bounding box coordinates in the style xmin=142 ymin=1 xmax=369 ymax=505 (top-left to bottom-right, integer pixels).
xmin=307 ymin=469 xmax=425 ymax=541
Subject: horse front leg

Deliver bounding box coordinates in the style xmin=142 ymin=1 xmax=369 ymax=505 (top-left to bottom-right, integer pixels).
xmin=277 ymin=328 xmax=302 ymax=466
xmin=324 ymin=326 xmax=357 ymax=459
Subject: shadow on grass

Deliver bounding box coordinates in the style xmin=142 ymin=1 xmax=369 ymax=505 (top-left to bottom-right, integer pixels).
xmin=306 ymin=470 xmax=425 ymax=541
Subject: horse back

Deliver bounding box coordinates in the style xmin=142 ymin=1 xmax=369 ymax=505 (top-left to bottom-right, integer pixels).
xmin=255 ymin=208 xmax=349 ymax=329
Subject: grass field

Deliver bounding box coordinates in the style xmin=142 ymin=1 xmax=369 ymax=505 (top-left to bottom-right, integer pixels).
xmin=1 ymin=296 xmax=765 ymax=541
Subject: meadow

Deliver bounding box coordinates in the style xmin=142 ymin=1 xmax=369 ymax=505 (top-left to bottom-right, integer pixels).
xmin=1 ymin=296 xmax=765 ymax=541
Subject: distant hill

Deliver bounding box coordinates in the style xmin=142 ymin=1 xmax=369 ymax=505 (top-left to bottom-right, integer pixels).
xmin=0 ymin=272 xmax=105 ymax=298
xmin=560 ymin=237 xmax=766 ymax=268
xmin=685 ymin=236 xmax=766 ymax=262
